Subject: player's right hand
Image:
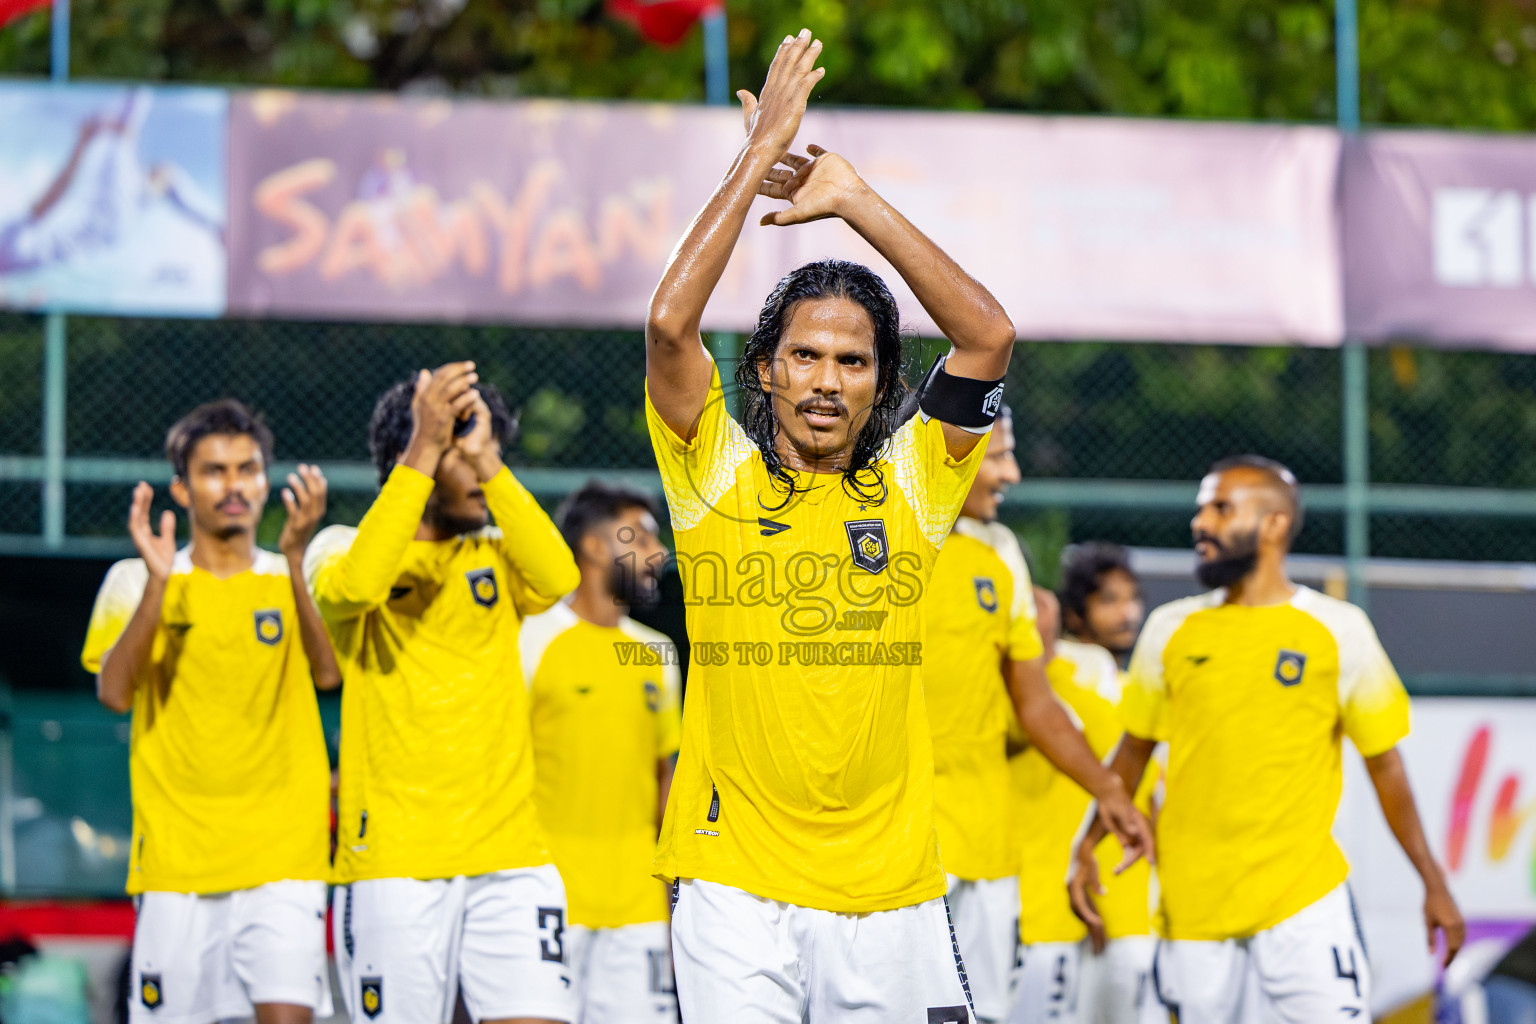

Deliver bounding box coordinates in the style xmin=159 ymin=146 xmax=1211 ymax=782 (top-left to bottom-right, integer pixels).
xmin=737 ymin=29 xmax=826 ymax=161
xmin=127 ymin=481 xmax=176 ymax=581
xmin=1067 ymin=843 xmax=1108 ymax=954
xmin=409 ymin=361 xmax=480 ymax=459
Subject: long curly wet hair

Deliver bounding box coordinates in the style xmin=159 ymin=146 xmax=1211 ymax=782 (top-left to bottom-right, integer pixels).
xmin=735 ymin=259 xmax=909 ymax=509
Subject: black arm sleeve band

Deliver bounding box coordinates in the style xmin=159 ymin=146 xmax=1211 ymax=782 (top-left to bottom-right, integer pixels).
xmin=915 ymin=354 xmax=1006 ymax=433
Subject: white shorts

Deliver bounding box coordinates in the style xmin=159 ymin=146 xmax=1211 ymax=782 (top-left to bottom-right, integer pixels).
xmin=130 ymin=879 xmax=333 ymax=1024
xmin=946 ymin=875 xmax=1019 ymax=1023
xmin=1009 ymin=941 xmax=1080 ymax=1023
xmin=1079 ymin=936 xmax=1160 ymax=1024
xmin=567 ymin=920 xmax=678 ymax=1024
xmin=671 ymin=878 xmax=975 ymax=1023
xmin=333 ymin=864 xmax=576 ymax=1024
xmin=1152 ymin=884 xmax=1370 ymax=1024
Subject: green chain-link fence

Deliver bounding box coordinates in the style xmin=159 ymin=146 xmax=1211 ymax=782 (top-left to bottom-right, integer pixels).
xmin=6 ymin=312 xmax=1536 ymax=570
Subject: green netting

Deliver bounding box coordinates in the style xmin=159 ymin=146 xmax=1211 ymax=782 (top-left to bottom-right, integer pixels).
xmin=2 ymin=313 xmax=1536 ymax=562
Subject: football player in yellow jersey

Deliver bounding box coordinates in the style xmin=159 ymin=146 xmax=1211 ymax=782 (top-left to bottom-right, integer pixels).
xmin=1010 ymin=585 xmax=1159 ymax=1024
xmin=1058 ymin=542 xmax=1145 ymax=671
xmin=644 ymin=30 xmax=1148 ymax=1022
xmin=923 ymin=408 xmax=1153 ymax=1024
xmin=81 ymin=400 xmax=337 ymax=1024
xmin=1056 ymin=544 xmax=1159 ymax=1024
xmin=523 ymin=481 xmax=682 ymax=1024
xmin=1069 ymin=455 xmax=1466 ymax=1023
xmin=305 ymin=365 xmax=580 ymax=1024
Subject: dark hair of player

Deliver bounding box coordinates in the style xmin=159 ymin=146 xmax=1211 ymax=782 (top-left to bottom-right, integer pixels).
xmin=555 ymin=480 xmax=660 ymax=557
xmin=1058 ymin=541 xmax=1135 ymax=627
xmin=736 ymin=259 xmax=909 ymax=507
xmin=368 ymin=378 xmax=516 ymax=486
xmin=1208 ymin=453 xmax=1305 ymax=541
xmin=165 ymin=399 xmax=274 ymax=479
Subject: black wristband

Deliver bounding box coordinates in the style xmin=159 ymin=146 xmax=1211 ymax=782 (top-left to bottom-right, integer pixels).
xmin=916 ymin=354 xmax=1005 ymax=433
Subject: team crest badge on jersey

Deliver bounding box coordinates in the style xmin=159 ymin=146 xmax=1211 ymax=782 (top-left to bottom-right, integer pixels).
xmin=140 ymin=973 xmax=163 ymax=1010
xmin=844 ymin=519 xmax=889 ymax=574
xmin=253 ymin=610 xmax=283 ymax=646
xmin=360 ymin=977 xmax=383 ymax=1019
xmin=644 ymin=680 xmax=661 ymax=711
xmin=1274 ymin=649 xmax=1307 ymax=687
xmin=974 ymin=576 xmax=998 ymax=612
xmin=466 ymin=568 xmax=498 ymax=608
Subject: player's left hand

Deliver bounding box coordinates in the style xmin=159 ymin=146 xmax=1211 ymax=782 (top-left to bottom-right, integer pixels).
xmin=278 ymin=464 xmax=327 ymax=560
xmin=1425 ymin=879 xmax=1465 ymax=967
xmin=453 ymin=391 xmax=504 ymax=482
xmin=1066 ymin=843 xmax=1108 ymax=954
xmin=758 ymin=145 xmax=866 ymax=227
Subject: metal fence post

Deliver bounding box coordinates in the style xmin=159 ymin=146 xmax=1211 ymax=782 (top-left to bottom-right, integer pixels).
xmin=703 ymin=6 xmax=742 ymax=416
xmin=1336 ymin=0 xmax=1369 ymax=608
xmin=42 ymin=314 xmax=66 ymax=548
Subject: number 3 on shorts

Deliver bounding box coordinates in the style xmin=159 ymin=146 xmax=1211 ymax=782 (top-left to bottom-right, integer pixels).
xmin=537 ymin=906 xmax=566 ymax=963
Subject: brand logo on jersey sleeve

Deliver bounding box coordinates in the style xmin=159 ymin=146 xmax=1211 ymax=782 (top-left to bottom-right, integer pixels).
xmin=844 ymin=519 xmax=889 ymax=574
xmin=466 ymin=568 xmax=499 ymax=608
xmin=974 ymin=576 xmax=998 ymax=612
xmin=140 ymin=973 xmax=163 ymax=1009
xmin=360 ymin=977 xmax=383 ymax=1019
xmin=1274 ymin=649 xmax=1307 ymax=686
xmin=253 ymin=610 xmax=284 ymax=646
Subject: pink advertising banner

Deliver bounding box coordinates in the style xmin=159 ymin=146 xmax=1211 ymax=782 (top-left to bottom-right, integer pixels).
xmin=228 ymin=92 xmax=1344 ymax=344
xmin=1343 ymin=130 xmax=1536 ymax=349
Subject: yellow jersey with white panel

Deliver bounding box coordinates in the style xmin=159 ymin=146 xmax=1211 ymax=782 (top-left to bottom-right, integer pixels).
xmin=522 ymin=602 xmax=682 ymax=929
xmin=1121 ymin=585 xmax=1410 ymax=941
xmin=922 ymin=517 xmax=1043 ymax=881
xmin=80 ymin=548 xmax=331 ymax=895
xmin=305 ymin=465 xmax=579 ymax=884
xmin=646 ymin=363 xmax=988 ymax=913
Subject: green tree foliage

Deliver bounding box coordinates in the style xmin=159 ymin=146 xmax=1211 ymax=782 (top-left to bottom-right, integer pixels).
xmin=4 ymin=0 xmax=1536 ymax=130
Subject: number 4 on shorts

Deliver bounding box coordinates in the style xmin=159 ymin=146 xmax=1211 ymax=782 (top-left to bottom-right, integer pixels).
xmin=926 ymin=1007 xmax=969 ymax=1024
xmin=1333 ymin=945 xmax=1361 ymax=1000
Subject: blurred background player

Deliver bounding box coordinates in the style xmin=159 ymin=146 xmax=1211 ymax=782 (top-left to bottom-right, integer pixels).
xmin=1056 ymin=543 xmax=1157 ymax=1023
xmin=923 ymin=405 xmax=1153 ymax=1024
xmin=305 ymin=363 xmax=579 ymax=1024
xmin=1057 ymin=542 xmax=1144 ymax=671
xmin=522 ymin=481 xmax=682 ymax=1024
xmin=1070 ymin=455 xmax=1466 ymax=1022
xmin=81 ymin=400 xmax=336 ymax=1024
xmin=1009 ymin=585 xmax=1157 ymax=1024
xmin=643 ymin=29 xmax=1136 ymax=1021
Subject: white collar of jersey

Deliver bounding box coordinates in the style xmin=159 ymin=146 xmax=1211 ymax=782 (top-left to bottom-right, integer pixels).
xmin=169 ymin=545 xmax=287 ymax=577
xmin=949 ymin=515 xmax=999 ymax=545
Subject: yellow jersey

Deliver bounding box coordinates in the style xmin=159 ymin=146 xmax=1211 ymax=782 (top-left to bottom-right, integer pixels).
xmin=1013 ymin=640 xmax=1153 ymax=943
xmin=305 ymin=465 xmax=579 ymax=883
xmin=1121 ymin=586 xmax=1410 ymax=940
xmin=922 ymin=517 xmax=1043 ymax=881
xmin=523 ymin=603 xmax=682 ymax=929
xmin=646 ymin=365 xmax=987 ymax=912
xmin=80 ymin=548 xmax=330 ymax=895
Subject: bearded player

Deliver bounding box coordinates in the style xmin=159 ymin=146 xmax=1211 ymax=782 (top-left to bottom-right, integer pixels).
xmin=644 ymin=30 xmax=1148 ymax=1022
xmin=306 ymin=365 xmax=580 ymax=1024
xmin=923 ymin=407 xmax=1152 ymax=1023
xmin=1069 ymin=455 xmax=1464 ymax=1021
xmin=523 ymin=482 xmax=682 ymax=1023
xmin=83 ymin=400 xmax=336 ymax=1024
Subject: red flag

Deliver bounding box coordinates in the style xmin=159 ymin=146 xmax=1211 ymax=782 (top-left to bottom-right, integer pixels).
xmin=0 ymin=0 xmax=49 ymax=29
xmin=607 ymin=0 xmax=721 ymax=47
